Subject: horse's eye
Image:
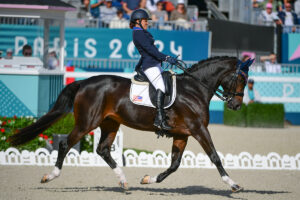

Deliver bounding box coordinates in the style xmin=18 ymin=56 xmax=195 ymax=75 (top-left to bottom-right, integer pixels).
xmin=238 ymin=77 xmax=245 ymax=84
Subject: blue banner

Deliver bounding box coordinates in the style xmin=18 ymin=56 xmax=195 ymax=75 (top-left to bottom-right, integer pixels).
xmin=281 ymin=33 xmax=300 ymax=64
xmin=0 ymin=25 xmax=210 ymax=61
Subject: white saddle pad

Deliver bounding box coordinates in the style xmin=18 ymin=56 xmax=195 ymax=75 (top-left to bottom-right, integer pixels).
xmin=129 ymin=74 xmax=176 ymax=109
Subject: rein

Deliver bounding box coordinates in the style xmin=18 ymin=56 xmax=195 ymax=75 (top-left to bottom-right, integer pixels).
xmin=174 ymin=60 xmax=247 ymax=102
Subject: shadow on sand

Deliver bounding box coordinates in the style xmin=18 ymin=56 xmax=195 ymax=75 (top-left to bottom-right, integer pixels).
xmin=34 ymin=185 xmax=289 ymax=199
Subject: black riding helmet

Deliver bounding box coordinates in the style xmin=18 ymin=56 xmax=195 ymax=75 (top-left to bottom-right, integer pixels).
xmin=130 ymin=9 xmax=151 ymax=30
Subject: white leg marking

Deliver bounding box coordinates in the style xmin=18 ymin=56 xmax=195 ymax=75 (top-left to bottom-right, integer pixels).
xmin=222 ymin=176 xmax=236 ymax=187
xmin=113 ymin=166 xmax=127 ymax=183
xmin=148 ymin=176 xmax=157 ymax=184
xmin=47 ymin=167 xmax=61 ymax=181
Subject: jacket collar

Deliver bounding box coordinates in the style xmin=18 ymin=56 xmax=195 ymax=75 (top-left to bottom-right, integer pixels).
xmin=133 ymin=27 xmax=143 ymax=30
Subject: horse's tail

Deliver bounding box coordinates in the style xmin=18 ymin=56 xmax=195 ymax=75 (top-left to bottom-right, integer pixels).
xmin=8 ymin=81 xmax=82 ymax=146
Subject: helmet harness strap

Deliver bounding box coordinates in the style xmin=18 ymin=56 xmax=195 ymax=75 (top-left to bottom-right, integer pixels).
xmin=138 ymin=19 xmax=144 ymax=30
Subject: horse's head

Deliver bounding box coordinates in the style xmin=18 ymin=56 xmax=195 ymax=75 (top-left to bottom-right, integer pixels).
xmin=220 ymin=58 xmax=254 ymax=110
xmin=179 ymin=56 xmax=255 ymax=110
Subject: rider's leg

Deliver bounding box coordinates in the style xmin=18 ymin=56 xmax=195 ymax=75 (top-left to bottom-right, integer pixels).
xmin=144 ymin=66 xmax=171 ymax=130
xmin=154 ymin=89 xmax=171 ymax=130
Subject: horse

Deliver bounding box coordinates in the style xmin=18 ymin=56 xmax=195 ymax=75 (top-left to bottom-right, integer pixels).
xmin=9 ymin=56 xmax=253 ymax=192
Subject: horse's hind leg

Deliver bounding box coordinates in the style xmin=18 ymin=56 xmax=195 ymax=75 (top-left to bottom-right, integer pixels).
xmin=41 ymin=126 xmax=92 ymax=183
xmin=192 ymin=125 xmax=243 ymax=192
xmin=96 ymin=118 xmax=128 ymax=189
xmin=140 ymin=136 xmax=187 ymax=184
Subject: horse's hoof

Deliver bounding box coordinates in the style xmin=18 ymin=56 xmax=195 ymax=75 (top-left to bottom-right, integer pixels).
xmin=231 ymin=184 xmax=243 ymax=193
xmin=119 ymin=181 xmax=129 ymax=190
xmin=41 ymin=174 xmax=50 ymax=183
xmin=140 ymin=175 xmax=151 ymax=184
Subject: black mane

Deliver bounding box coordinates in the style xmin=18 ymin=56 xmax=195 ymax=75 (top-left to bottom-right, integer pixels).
xmin=177 ymin=56 xmax=238 ymax=85
xmin=186 ymin=56 xmax=237 ymax=73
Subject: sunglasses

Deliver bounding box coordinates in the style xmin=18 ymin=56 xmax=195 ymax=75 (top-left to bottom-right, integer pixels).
xmin=24 ymin=52 xmax=32 ymax=56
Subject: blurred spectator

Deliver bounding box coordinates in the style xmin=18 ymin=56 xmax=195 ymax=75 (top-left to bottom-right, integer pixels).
xmin=243 ymin=79 xmax=261 ymax=105
xmin=90 ymin=0 xmax=104 ymax=18
xmin=111 ymin=0 xmax=122 ymax=9
xmin=241 ymin=55 xmax=251 ymax=62
xmin=164 ymin=0 xmax=175 ymax=12
xmin=170 ymin=0 xmax=188 ymax=21
xmin=146 ymin=0 xmax=160 ymax=12
xmin=259 ymin=0 xmax=283 ymax=12
xmin=253 ymin=0 xmax=264 ymax=8
xmin=151 ymin=1 xmax=168 ymax=22
xmin=278 ymin=2 xmax=299 ymax=31
xmin=100 ymin=0 xmax=117 ymax=27
xmin=122 ymin=0 xmax=145 ymax=14
xmin=260 ymin=52 xmax=282 ymax=73
xmin=83 ymin=0 xmax=90 ymax=12
xmin=109 ymin=9 xmax=129 ymax=28
xmin=258 ymin=3 xmax=282 ymax=25
xmin=47 ymin=50 xmax=59 ymax=70
xmin=22 ymin=44 xmax=32 ymax=57
xmin=78 ymin=0 xmax=91 ymax=18
xmin=295 ymin=0 xmax=300 ymax=19
xmin=5 ymin=48 xmax=13 ymax=59
xmin=139 ymin=0 xmax=150 ymax=11
xmin=283 ymin=0 xmax=295 ymax=8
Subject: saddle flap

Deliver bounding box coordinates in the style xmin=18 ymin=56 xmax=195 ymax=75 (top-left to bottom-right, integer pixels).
xmin=130 ymin=70 xmax=176 ymax=109
xmin=149 ymin=71 xmax=175 ymax=107
xmin=133 ymin=67 xmax=148 ymax=82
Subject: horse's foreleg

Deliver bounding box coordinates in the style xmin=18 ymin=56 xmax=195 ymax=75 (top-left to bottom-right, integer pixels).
xmin=96 ymin=119 xmax=128 ymax=189
xmin=140 ymin=136 xmax=187 ymax=184
xmin=41 ymin=126 xmax=91 ymax=183
xmin=192 ymin=126 xmax=243 ymax=192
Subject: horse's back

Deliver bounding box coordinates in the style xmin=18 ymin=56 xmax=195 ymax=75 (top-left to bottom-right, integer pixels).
xmin=80 ymin=74 xmax=131 ymax=87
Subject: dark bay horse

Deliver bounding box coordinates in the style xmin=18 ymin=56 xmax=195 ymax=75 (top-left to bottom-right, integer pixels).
xmin=9 ymin=56 xmax=252 ymax=192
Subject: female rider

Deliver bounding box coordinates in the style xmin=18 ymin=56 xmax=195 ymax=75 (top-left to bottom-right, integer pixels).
xmin=130 ymin=9 xmax=177 ymax=131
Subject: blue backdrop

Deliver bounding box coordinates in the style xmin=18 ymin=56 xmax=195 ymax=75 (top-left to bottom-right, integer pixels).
xmin=0 ymin=25 xmax=211 ymax=61
xmin=281 ymin=33 xmax=300 ymax=64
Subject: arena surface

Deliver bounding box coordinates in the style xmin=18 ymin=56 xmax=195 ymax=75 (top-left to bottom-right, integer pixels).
xmin=1 ymin=124 xmax=300 ymax=200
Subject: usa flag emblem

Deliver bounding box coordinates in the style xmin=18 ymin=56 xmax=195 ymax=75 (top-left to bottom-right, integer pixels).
xmin=133 ymin=95 xmax=143 ymax=102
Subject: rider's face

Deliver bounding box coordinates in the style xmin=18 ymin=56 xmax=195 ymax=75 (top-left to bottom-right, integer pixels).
xmin=139 ymin=19 xmax=148 ymax=30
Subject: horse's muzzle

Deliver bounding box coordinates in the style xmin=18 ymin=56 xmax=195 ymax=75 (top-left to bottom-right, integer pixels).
xmin=227 ymin=98 xmax=241 ymax=110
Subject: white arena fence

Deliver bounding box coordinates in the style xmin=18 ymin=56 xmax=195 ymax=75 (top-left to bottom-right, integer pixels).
xmin=1 ymin=128 xmax=299 ymax=170
xmin=1 ymin=147 xmax=300 ymax=170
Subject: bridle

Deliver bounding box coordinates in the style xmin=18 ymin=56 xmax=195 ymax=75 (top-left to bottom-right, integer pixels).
xmin=174 ymin=59 xmax=248 ymax=103
xmin=216 ymin=65 xmax=248 ymax=102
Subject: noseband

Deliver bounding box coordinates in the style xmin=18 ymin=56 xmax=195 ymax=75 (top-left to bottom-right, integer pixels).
xmin=175 ymin=60 xmax=248 ymax=103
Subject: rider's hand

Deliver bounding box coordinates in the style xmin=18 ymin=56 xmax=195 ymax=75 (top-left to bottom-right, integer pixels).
xmin=165 ymin=56 xmax=178 ymax=65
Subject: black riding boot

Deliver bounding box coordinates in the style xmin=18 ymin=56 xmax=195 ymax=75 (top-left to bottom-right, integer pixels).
xmin=154 ymin=89 xmax=172 ymax=130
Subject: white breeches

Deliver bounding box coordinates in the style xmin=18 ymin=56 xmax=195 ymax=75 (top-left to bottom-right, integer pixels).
xmin=144 ymin=65 xmax=165 ymax=93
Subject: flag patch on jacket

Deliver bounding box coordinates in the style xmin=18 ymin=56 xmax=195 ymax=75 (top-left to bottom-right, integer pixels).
xmin=133 ymin=95 xmax=143 ymax=102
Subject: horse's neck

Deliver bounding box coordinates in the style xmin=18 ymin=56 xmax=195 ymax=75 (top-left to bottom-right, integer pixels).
xmin=191 ymin=64 xmax=233 ymax=102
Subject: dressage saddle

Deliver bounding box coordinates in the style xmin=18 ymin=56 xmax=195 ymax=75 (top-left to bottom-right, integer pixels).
xmin=134 ymin=68 xmax=174 ymax=107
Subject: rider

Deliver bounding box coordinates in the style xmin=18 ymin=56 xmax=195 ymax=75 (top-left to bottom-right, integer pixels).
xmin=130 ymin=9 xmax=177 ymax=131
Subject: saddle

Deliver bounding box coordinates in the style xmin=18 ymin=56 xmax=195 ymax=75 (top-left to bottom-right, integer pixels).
xmin=130 ymin=69 xmax=176 ymax=108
